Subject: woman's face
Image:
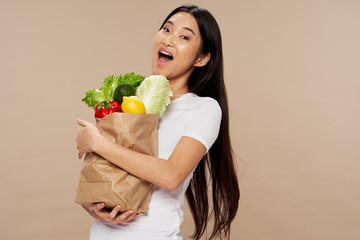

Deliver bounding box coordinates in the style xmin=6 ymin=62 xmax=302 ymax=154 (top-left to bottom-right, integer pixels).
xmin=152 ymin=12 xmax=205 ymax=82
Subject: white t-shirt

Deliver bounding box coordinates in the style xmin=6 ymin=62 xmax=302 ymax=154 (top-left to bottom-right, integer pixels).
xmin=90 ymin=92 xmax=222 ymax=240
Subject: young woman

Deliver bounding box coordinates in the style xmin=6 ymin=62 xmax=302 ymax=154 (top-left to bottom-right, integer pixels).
xmin=76 ymin=5 xmax=240 ymax=240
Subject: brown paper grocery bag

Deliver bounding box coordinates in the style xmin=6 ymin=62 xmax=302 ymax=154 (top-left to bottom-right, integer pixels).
xmin=75 ymin=112 xmax=159 ymax=214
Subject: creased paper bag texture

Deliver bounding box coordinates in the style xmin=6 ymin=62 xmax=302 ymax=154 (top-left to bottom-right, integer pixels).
xmin=75 ymin=113 xmax=159 ymax=214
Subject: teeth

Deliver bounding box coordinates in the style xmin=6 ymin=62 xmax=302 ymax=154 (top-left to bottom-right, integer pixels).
xmin=160 ymin=51 xmax=172 ymax=57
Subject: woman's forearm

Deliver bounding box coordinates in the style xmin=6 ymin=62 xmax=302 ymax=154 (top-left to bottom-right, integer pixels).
xmin=94 ymin=136 xmax=177 ymax=190
xmin=94 ymin=135 xmax=205 ymax=190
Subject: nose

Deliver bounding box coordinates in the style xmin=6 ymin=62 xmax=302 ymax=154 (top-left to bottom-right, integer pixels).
xmin=162 ymin=34 xmax=174 ymax=47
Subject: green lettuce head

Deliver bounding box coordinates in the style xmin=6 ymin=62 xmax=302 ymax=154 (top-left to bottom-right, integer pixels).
xmin=136 ymin=75 xmax=173 ymax=115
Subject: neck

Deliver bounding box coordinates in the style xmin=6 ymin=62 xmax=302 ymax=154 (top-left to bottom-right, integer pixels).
xmin=169 ymin=78 xmax=189 ymax=100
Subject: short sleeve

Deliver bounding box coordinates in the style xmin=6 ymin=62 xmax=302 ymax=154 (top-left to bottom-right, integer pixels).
xmin=183 ymin=98 xmax=222 ymax=152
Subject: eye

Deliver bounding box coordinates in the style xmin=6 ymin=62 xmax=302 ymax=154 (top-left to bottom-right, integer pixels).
xmin=162 ymin=27 xmax=170 ymax=33
xmin=180 ymin=35 xmax=189 ymax=40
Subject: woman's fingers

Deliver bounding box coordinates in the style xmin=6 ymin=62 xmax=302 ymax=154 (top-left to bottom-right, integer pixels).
xmin=96 ymin=203 xmax=105 ymax=210
xmin=115 ymin=210 xmax=138 ymax=223
xmin=87 ymin=203 xmax=105 ymax=219
xmin=78 ymin=150 xmax=84 ymax=159
xmin=123 ymin=211 xmax=140 ymax=222
xmin=76 ymin=119 xmax=101 ymax=156
xmin=77 ymin=119 xmax=98 ymax=130
xmin=89 ymin=203 xmax=139 ymax=224
xmin=109 ymin=205 xmax=121 ymax=219
xmin=90 ymin=203 xmax=105 ymax=214
xmin=77 ymin=119 xmax=90 ymax=127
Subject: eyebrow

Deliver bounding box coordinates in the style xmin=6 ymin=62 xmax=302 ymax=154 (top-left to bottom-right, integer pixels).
xmin=166 ymin=20 xmax=196 ymax=36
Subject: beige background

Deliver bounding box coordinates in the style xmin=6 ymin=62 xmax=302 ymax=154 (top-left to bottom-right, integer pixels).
xmin=1 ymin=0 xmax=359 ymax=239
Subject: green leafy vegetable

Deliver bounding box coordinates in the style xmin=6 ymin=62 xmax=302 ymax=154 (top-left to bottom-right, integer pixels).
xmin=136 ymin=75 xmax=173 ymax=115
xmin=82 ymin=72 xmax=145 ymax=109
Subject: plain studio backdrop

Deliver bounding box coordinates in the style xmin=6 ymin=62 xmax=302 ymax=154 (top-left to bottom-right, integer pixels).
xmin=1 ymin=0 xmax=359 ymax=239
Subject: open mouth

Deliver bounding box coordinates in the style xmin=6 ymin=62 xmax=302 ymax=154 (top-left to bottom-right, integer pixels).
xmin=158 ymin=50 xmax=173 ymax=64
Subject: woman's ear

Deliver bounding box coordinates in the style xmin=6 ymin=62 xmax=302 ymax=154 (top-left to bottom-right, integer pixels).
xmin=194 ymin=53 xmax=211 ymax=67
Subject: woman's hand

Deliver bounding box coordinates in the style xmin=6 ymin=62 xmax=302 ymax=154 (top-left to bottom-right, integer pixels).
xmin=76 ymin=119 xmax=104 ymax=159
xmin=82 ymin=203 xmax=139 ymax=224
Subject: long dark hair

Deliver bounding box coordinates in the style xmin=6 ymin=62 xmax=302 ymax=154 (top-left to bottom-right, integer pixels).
xmin=160 ymin=5 xmax=240 ymax=240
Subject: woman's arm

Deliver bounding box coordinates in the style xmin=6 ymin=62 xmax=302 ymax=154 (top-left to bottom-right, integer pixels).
xmin=76 ymin=119 xmax=206 ymax=190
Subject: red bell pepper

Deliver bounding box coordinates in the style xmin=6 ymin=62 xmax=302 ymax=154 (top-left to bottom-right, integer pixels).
xmin=94 ymin=101 xmax=122 ymax=118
